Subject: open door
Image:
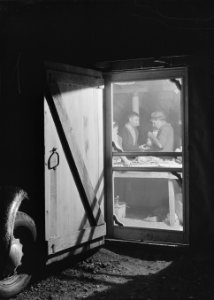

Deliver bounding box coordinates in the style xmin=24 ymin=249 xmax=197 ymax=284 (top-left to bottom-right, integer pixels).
xmin=44 ymin=62 xmax=105 ymax=255
xmin=105 ymin=67 xmax=189 ymax=245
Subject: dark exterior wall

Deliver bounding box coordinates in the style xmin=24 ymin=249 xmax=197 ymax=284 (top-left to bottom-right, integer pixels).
xmin=188 ymin=58 xmax=214 ymax=246
xmin=0 ymin=51 xmax=45 ymax=238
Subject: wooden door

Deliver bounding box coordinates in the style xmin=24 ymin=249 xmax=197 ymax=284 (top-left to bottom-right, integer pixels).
xmin=44 ymin=62 xmax=105 ymax=255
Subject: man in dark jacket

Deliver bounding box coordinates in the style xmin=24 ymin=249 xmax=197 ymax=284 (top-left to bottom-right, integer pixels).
xmin=121 ymin=112 xmax=141 ymax=151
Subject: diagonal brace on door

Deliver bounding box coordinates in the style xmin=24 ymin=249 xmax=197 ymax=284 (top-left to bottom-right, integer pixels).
xmin=45 ymin=81 xmax=104 ymax=227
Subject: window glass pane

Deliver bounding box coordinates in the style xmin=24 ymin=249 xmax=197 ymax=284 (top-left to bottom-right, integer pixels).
xmin=113 ymin=171 xmax=183 ymax=231
xmin=112 ymin=79 xmax=182 ymax=153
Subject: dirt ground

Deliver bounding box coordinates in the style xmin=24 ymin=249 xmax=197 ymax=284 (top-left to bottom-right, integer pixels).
xmin=10 ymin=241 xmax=214 ymax=300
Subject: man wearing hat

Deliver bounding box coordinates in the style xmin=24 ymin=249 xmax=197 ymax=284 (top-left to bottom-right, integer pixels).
xmin=147 ymin=111 xmax=174 ymax=152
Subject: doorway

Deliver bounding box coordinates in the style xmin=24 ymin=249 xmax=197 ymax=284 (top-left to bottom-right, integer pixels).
xmin=105 ymin=67 xmax=189 ymax=245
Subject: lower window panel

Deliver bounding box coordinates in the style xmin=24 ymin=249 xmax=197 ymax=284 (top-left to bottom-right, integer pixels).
xmin=113 ymin=171 xmax=183 ymax=231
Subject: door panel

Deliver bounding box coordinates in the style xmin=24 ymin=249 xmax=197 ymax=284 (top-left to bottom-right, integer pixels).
xmin=44 ymin=63 xmax=105 ymax=255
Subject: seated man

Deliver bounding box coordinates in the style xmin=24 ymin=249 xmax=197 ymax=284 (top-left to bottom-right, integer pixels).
xmin=147 ymin=111 xmax=174 ymax=152
xmin=112 ymin=121 xmax=131 ymax=166
xmin=121 ymin=112 xmax=142 ymax=151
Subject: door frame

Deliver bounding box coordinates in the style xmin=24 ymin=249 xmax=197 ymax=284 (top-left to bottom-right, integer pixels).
xmin=104 ymin=66 xmax=189 ymax=245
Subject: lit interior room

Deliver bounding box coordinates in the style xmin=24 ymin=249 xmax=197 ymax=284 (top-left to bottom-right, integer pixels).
xmin=112 ymin=79 xmax=183 ymax=230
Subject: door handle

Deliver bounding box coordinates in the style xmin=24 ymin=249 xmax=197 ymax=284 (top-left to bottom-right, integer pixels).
xmin=48 ymin=147 xmax=60 ymax=170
